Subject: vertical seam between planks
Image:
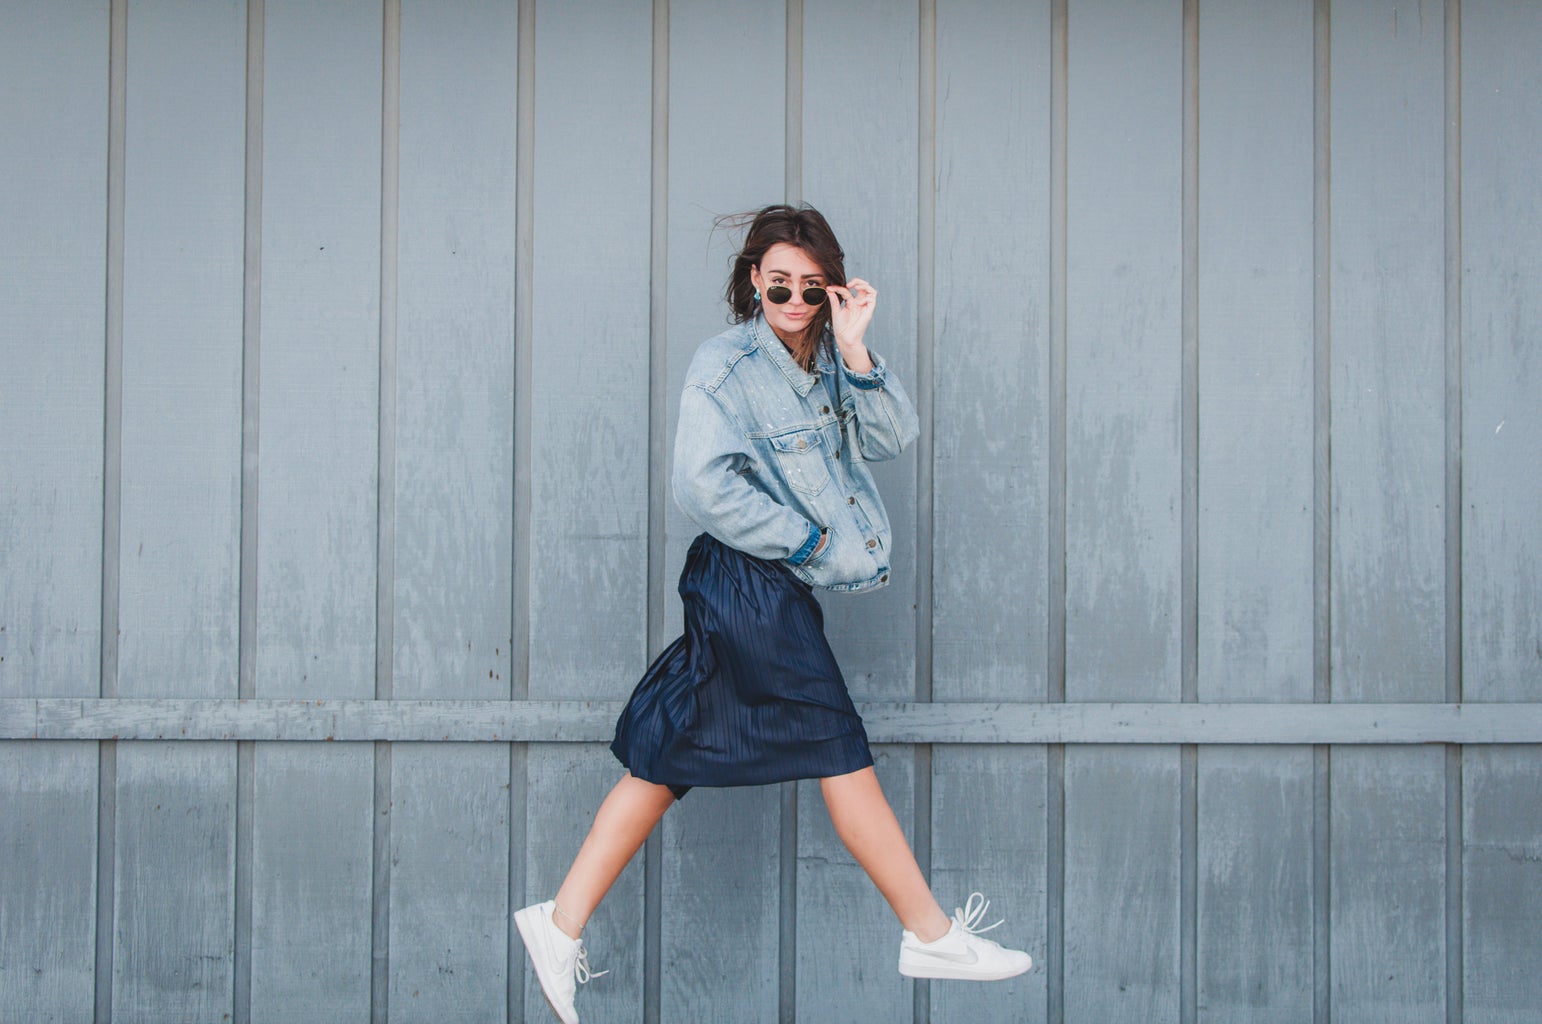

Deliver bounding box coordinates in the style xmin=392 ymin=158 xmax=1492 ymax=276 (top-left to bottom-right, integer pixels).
xmin=1179 ymin=0 xmax=1200 ymax=1021
xmin=370 ymin=5 xmax=401 ymax=1022
xmin=234 ymin=2 xmax=264 ymax=1019
xmin=1312 ymin=1 xmax=1332 ymax=1020
xmin=509 ymin=0 xmax=537 ymax=1018
xmin=95 ymin=2 xmax=127 ymax=1019
xmin=780 ymin=8 xmax=803 ymax=1021
xmin=1443 ymin=1 xmax=1464 ymax=1020
xmin=643 ymin=2 xmax=669 ymax=1022
xmin=1047 ymin=0 xmax=1068 ymax=1019
xmin=913 ymin=1 xmax=936 ymax=1021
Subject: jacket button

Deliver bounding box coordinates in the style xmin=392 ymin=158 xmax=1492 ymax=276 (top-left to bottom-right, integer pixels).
xmin=847 ymin=496 xmax=855 ymax=505
xmin=880 ymin=574 xmax=888 ymax=583
xmin=797 ymin=439 xmax=806 ymax=449
xmin=821 ymin=405 xmax=830 ymax=414
xmin=867 ymin=539 xmax=877 ymax=549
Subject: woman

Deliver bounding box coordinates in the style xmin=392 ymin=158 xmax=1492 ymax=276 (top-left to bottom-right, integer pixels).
xmin=515 ymin=204 xmax=1032 ymax=1024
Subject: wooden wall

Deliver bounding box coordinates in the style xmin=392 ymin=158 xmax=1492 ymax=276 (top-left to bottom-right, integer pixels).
xmin=1 ymin=0 xmax=1539 ymax=1021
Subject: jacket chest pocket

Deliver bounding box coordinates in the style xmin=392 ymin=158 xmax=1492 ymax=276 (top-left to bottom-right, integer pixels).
xmin=769 ymin=428 xmax=831 ymax=496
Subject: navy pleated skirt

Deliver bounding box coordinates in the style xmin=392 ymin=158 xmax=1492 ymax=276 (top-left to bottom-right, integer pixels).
xmin=610 ymin=532 xmax=874 ymax=798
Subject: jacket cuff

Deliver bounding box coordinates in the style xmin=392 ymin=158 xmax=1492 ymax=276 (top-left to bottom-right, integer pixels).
xmin=786 ymin=522 xmax=823 ymax=566
xmin=842 ymin=350 xmax=888 ymax=391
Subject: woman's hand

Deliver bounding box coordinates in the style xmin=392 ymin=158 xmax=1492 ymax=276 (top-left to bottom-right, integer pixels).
xmin=827 ymin=278 xmax=876 ymax=374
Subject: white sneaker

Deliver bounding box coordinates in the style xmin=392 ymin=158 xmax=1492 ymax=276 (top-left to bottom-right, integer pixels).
xmin=515 ymin=900 xmax=606 ymax=1024
xmin=898 ymin=893 xmax=1034 ymax=982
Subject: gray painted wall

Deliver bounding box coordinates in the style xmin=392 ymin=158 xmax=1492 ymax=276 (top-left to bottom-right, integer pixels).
xmin=1 ymin=0 xmax=1538 ymax=1021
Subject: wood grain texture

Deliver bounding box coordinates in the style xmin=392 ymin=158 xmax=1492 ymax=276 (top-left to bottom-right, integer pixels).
xmin=659 ymin=4 xmax=788 ymax=1019
xmin=932 ymin=0 xmax=1051 ymax=703
xmin=112 ymin=9 xmax=246 ymax=1022
xmin=1331 ymin=746 xmax=1446 ymax=1022
xmin=1462 ymin=2 xmax=1542 ymax=1018
xmin=1063 ymin=747 xmax=1180 ymax=1023
xmin=523 ymin=745 xmax=646 ymax=1024
xmin=526 ymin=0 xmax=652 ymax=700
xmin=1197 ymin=747 xmax=1313 ymax=1022
xmin=118 ymin=0 xmax=245 ymax=702
xmin=0 ymin=0 xmax=108 ymax=700
xmin=248 ymin=4 xmax=383 ymax=1017
xmin=386 ymin=7 xmax=518 ymax=1019
xmin=796 ymin=748 xmax=915 ymax=1023
xmin=0 ymin=742 xmax=99 ymax=1021
xmin=931 ymin=745 xmax=1049 ymax=1023
xmin=1328 ymin=6 xmax=1450 ymax=1019
xmin=248 ymin=743 xmax=373 ymax=1022
xmin=256 ymin=0 xmax=382 ymax=702
xmin=803 ymin=0 xmax=920 ymax=701
xmin=111 ymin=742 xmax=236 ymax=1022
xmin=0 ymin=2 xmax=108 ymax=1019
xmin=13 ymin=697 xmax=1542 ymax=744
xmin=393 ymin=0 xmax=516 ymax=704
xmin=387 ymin=744 xmax=509 ymax=1021
xmin=1193 ymin=3 xmax=1315 ymax=1017
xmin=1065 ymin=0 xmax=1183 ymax=704
xmin=1330 ymin=0 xmax=1446 ymax=705
xmin=1197 ymin=0 xmax=1314 ymax=703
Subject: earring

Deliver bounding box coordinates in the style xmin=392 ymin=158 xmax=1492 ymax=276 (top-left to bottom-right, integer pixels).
xmin=753 ymin=290 xmax=761 ymax=303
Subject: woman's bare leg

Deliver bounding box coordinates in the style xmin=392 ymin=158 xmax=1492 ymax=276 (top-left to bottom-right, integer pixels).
xmin=550 ymin=773 xmax=677 ymax=939
xmin=821 ymin=766 xmax=952 ymax=942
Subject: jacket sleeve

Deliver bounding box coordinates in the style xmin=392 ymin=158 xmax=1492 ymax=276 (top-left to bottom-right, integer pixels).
xmin=841 ymin=348 xmax=920 ymax=462
xmin=672 ymin=383 xmax=822 ymax=561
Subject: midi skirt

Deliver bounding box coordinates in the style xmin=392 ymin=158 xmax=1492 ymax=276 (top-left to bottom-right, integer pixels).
xmin=610 ymin=532 xmax=874 ymax=798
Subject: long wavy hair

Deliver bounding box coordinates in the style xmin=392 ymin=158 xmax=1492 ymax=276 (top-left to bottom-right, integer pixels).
xmin=720 ymin=204 xmax=847 ymax=371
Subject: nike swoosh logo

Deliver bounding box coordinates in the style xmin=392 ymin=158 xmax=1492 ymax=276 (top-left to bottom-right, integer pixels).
xmin=916 ymin=946 xmax=978 ymax=965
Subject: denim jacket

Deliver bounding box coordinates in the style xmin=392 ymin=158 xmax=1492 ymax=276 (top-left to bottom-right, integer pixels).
xmin=672 ymin=313 xmax=920 ymax=592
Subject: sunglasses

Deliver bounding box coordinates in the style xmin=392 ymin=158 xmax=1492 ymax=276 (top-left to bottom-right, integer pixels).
xmin=763 ymin=284 xmax=827 ymax=306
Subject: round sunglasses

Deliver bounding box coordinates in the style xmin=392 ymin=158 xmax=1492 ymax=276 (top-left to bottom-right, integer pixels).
xmin=763 ymin=284 xmax=827 ymax=306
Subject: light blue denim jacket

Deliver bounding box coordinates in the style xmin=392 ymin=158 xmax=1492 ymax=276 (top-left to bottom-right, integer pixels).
xmin=672 ymin=313 xmax=920 ymax=592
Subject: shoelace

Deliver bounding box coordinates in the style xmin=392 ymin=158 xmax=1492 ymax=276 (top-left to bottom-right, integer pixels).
xmin=953 ymin=892 xmax=1005 ymax=936
xmin=574 ymin=943 xmax=608 ymax=985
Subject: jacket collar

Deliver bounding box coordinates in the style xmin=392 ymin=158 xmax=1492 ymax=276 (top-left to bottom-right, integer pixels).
xmin=751 ymin=314 xmax=821 ymax=397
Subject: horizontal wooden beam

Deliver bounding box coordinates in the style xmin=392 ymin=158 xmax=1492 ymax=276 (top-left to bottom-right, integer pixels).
xmin=3 ymin=698 xmax=1541 ymax=745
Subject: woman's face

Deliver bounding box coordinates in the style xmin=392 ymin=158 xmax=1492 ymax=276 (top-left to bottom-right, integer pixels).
xmin=751 ymin=243 xmax=828 ymax=343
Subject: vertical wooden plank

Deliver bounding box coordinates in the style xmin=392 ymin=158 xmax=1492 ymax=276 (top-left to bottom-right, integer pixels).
xmin=931 ymin=1 xmax=1052 ymax=1019
xmin=1462 ymin=2 xmax=1542 ymax=1019
xmin=109 ymin=3 xmax=246 ymax=1019
xmin=659 ymin=2 xmax=786 ymax=1021
xmin=386 ymin=745 xmax=509 ymax=1021
xmin=249 ymin=1 xmax=381 ymax=1018
xmin=798 ymin=3 xmax=918 ymax=1019
xmin=1330 ymin=746 xmax=1445 ymax=1021
xmin=523 ymin=745 xmax=648 ymax=1024
xmin=1064 ymin=747 xmax=1181 ymax=1022
xmin=803 ymin=0 xmax=919 ymax=699
xmin=110 ymin=744 xmax=236 ymax=1020
xmin=933 ymin=0 xmax=1051 ymax=702
xmin=1064 ymin=0 xmax=1182 ymax=1020
xmin=0 ymin=2 xmax=108 ymax=1019
xmin=524 ymin=3 xmax=653 ymax=1022
xmin=386 ymin=2 xmax=517 ymax=1018
xmin=931 ymin=747 xmax=1049 ymax=1021
xmin=1195 ymin=752 xmax=1314 ymax=1023
xmin=1329 ymin=3 xmax=1447 ymax=1020
xmin=796 ymin=748 xmax=914 ymax=1024
xmin=1193 ymin=1 xmax=1315 ymax=1019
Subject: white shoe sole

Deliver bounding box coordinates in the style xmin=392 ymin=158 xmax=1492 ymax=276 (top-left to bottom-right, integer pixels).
xmin=898 ymin=954 xmax=1033 ymax=982
xmin=515 ymin=904 xmax=579 ymax=1024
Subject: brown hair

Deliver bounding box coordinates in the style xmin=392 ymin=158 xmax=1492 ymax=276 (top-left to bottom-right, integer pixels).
xmin=721 ymin=204 xmax=847 ymax=370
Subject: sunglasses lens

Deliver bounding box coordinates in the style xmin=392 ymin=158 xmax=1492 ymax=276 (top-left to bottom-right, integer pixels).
xmin=802 ymin=287 xmax=827 ymax=305
xmin=764 ymin=285 xmax=792 ymax=304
